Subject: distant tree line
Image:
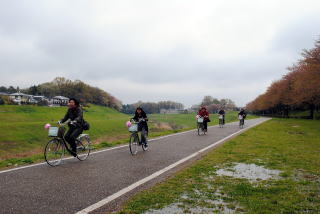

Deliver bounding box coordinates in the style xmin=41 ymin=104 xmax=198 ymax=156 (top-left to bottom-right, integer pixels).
xmin=122 ymin=101 xmax=184 ymax=114
xmin=0 ymin=77 xmax=122 ymax=110
xmin=0 ymin=86 xmax=19 ymax=94
xmin=246 ymin=38 xmax=320 ymax=119
xmin=191 ymin=96 xmax=237 ymax=113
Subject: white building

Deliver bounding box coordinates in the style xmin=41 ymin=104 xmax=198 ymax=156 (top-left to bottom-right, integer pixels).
xmin=52 ymin=96 xmax=69 ymax=106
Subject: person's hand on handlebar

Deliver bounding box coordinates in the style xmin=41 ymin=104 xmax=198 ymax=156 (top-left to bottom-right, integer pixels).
xmin=69 ymin=120 xmax=77 ymax=127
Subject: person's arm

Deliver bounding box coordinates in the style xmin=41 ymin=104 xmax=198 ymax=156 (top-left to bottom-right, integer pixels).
xmin=60 ymin=110 xmax=69 ymax=123
xmin=73 ymin=108 xmax=83 ymax=123
xmin=142 ymin=112 xmax=148 ymax=121
xmin=132 ymin=114 xmax=138 ymax=121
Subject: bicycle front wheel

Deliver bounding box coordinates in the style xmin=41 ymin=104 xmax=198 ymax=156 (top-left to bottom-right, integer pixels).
xmin=44 ymin=138 xmax=64 ymax=166
xmin=76 ymin=136 xmax=91 ymax=161
xmin=219 ymin=119 xmax=223 ymax=128
xmin=129 ymin=133 xmax=139 ymax=155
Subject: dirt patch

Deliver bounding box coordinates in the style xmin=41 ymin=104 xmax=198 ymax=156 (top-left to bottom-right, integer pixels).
xmin=0 ymin=147 xmax=43 ymax=161
xmin=216 ymin=163 xmax=281 ymax=182
xmin=152 ymin=122 xmax=173 ymax=131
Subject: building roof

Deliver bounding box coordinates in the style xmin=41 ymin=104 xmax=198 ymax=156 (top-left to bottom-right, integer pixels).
xmin=53 ymin=96 xmax=69 ymax=100
xmin=10 ymin=92 xmax=31 ymax=96
xmin=0 ymin=92 xmax=9 ymax=95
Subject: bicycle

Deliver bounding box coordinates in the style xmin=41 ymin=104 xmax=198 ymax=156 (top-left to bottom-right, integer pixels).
xmin=197 ymin=116 xmax=206 ymax=135
xmin=44 ymin=123 xmax=91 ymax=166
xmin=218 ymin=115 xmax=224 ymax=128
xmin=239 ymin=115 xmax=244 ymax=128
xmin=128 ymin=119 xmax=148 ymax=155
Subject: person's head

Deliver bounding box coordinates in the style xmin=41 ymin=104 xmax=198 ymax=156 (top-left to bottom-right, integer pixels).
xmin=136 ymin=107 xmax=143 ymax=114
xmin=200 ymin=106 xmax=206 ymax=111
xmin=68 ymin=98 xmax=80 ymax=109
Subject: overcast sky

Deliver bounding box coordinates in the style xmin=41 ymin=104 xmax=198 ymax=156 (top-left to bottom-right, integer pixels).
xmin=0 ymin=0 xmax=319 ymax=107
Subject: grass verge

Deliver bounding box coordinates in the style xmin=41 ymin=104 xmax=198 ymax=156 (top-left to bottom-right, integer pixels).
xmin=0 ymin=105 xmax=256 ymax=169
xmin=116 ymin=118 xmax=320 ymax=214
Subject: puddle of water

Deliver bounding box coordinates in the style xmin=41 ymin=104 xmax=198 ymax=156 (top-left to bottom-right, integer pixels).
xmin=144 ymin=203 xmax=185 ymax=214
xmin=146 ymin=188 xmax=240 ymax=214
xmin=216 ymin=163 xmax=281 ymax=182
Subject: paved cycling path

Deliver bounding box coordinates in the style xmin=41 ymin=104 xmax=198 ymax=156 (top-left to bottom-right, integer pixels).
xmin=0 ymin=118 xmax=269 ymax=214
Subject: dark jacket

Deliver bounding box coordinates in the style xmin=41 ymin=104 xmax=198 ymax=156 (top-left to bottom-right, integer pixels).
xmin=132 ymin=111 xmax=148 ymax=121
xmin=238 ymin=110 xmax=247 ymax=119
xmin=218 ymin=110 xmax=225 ymax=115
xmin=61 ymin=107 xmax=83 ymax=128
xmin=132 ymin=110 xmax=148 ymax=132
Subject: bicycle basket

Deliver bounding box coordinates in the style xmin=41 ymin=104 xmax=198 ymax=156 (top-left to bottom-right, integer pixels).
xmin=238 ymin=115 xmax=243 ymax=120
xmin=48 ymin=126 xmax=65 ymax=137
xmin=128 ymin=124 xmax=138 ymax=132
xmin=48 ymin=127 xmax=59 ymax=137
xmin=197 ymin=118 xmax=204 ymax=123
xmin=219 ymin=115 xmax=223 ymax=119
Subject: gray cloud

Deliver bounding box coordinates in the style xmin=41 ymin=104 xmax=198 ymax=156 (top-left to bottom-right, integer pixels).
xmin=0 ymin=0 xmax=319 ymax=107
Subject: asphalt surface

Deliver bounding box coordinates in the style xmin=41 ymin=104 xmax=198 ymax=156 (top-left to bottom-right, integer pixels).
xmin=0 ymin=118 xmax=269 ymax=214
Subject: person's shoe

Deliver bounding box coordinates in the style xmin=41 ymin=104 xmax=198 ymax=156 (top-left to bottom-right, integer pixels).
xmin=70 ymin=149 xmax=77 ymax=157
xmin=144 ymin=143 xmax=148 ymax=148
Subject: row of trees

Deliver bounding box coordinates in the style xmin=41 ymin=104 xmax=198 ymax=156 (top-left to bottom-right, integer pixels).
xmin=0 ymin=77 xmax=122 ymax=110
xmin=122 ymin=101 xmax=184 ymax=114
xmin=0 ymin=86 xmax=19 ymax=94
xmin=191 ymin=96 xmax=237 ymax=113
xmin=246 ymin=38 xmax=320 ymax=119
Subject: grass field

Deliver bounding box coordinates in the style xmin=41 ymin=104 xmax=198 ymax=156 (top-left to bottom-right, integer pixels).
xmin=116 ymin=118 xmax=320 ymax=214
xmin=0 ymin=105 xmax=254 ymax=168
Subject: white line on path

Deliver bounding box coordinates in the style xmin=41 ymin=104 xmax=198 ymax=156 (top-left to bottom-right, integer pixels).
xmin=75 ymin=118 xmax=270 ymax=214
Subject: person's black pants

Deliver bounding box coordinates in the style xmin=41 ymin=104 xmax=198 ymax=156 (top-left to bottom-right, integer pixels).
xmin=64 ymin=126 xmax=83 ymax=152
xmin=203 ymin=120 xmax=208 ymax=130
xmin=138 ymin=122 xmax=148 ymax=144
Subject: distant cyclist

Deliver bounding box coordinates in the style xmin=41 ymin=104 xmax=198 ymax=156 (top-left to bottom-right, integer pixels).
xmin=238 ymin=108 xmax=247 ymax=118
xmin=59 ymin=98 xmax=83 ymax=157
xmin=238 ymin=108 xmax=247 ymax=126
xmin=218 ymin=108 xmax=226 ymax=125
xmin=198 ymin=106 xmax=210 ymax=132
xmin=132 ymin=107 xmax=149 ymax=147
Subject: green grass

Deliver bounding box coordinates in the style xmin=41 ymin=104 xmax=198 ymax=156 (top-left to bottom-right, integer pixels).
xmin=289 ymin=110 xmax=320 ymax=119
xmin=116 ymin=118 xmax=320 ymax=214
xmin=0 ymin=105 xmax=255 ymax=168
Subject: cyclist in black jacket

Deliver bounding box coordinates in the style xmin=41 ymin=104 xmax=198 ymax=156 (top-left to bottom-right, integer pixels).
xmin=132 ymin=107 xmax=149 ymax=147
xmin=59 ymin=98 xmax=83 ymax=157
xmin=218 ymin=109 xmax=226 ymax=125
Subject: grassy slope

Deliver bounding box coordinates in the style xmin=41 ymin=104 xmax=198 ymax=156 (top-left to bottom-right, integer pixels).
xmin=117 ymin=118 xmax=320 ymax=214
xmin=0 ymin=105 xmax=255 ymax=168
xmin=0 ymin=105 xmax=128 ymax=156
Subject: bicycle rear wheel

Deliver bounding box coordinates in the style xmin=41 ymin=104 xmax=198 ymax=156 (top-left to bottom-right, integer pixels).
xmin=239 ymin=119 xmax=244 ymax=128
xmin=141 ymin=134 xmax=149 ymax=151
xmin=129 ymin=133 xmax=139 ymax=155
xmin=76 ymin=136 xmax=91 ymax=161
xmin=44 ymin=138 xmax=64 ymax=166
